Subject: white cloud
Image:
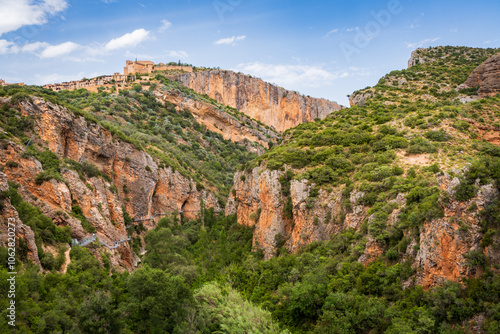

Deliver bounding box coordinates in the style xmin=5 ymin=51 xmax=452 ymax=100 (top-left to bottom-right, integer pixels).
xmin=0 ymin=28 xmax=151 ymax=62
xmin=0 ymin=39 xmax=14 ymax=54
xmin=0 ymin=39 xmax=50 ymax=55
xmin=450 ymin=28 xmax=458 ymax=33
xmin=167 ymin=50 xmax=189 ymax=59
xmin=214 ymin=35 xmax=246 ymax=46
xmin=0 ymin=0 xmax=68 ymax=35
xmin=406 ymin=37 xmax=440 ymax=49
xmin=40 ymin=41 xmax=79 ymax=58
xmin=234 ymin=62 xmax=344 ymax=87
xmin=483 ymin=39 xmax=499 ymax=45
xmin=325 ymin=28 xmax=339 ymax=37
xmin=7 ymin=41 xmax=49 ymax=54
xmin=158 ymin=19 xmax=172 ymax=33
xmin=33 ymin=71 xmax=86 ymax=85
xmin=2 ymin=39 xmax=85 ymax=60
xmin=21 ymin=41 xmax=49 ymax=53
xmin=346 ymin=27 xmax=360 ymax=32
xmin=105 ymin=28 xmax=150 ymax=51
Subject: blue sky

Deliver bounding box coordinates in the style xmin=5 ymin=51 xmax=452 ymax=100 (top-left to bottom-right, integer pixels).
xmin=0 ymin=0 xmax=499 ymax=105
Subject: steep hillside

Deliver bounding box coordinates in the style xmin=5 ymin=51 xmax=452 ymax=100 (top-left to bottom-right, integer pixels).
xmin=0 ymin=81 xmax=264 ymax=272
xmin=154 ymin=74 xmax=279 ymax=150
xmin=55 ymin=76 xmax=276 ymax=197
xmin=174 ymin=70 xmax=343 ymax=131
xmin=3 ymin=48 xmax=500 ymax=334
xmin=228 ymin=46 xmax=500 ymax=289
xmin=350 ymin=46 xmax=499 ymax=106
xmin=458 ymin=52 xmax=500 ymax=97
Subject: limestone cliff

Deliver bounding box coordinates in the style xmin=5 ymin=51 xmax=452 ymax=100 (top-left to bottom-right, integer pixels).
xmin=0 ymin=172 xmax=41 ymax=267
xmin=457 ymin=52 xmax=500 ymax=97
xmin=153 ymin=89 xmax=278 ymax=152
xmin=226 ymin=166 xmax=499 ymax=288
xmin=407 ymin=48 xmax=430 ymax=68
xmin=0 ymin=96 xmax=220 ymax=271
xmin=226 ymin=166 xmax=362 ymax=260
xmin=173 ymin=70 xmax=343 ymax=132
xmin=411 ymin=171 xmax=499 ymax=289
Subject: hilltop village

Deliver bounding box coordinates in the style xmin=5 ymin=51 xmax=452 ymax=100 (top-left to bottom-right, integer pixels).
xmin=41 ymin=60 xmax=194 ymax=92
xmin=0 ymin=79 xmax=24 ymax=87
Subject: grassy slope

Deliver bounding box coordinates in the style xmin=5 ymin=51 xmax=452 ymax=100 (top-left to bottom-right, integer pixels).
xmin=244 ymin=46 xmax=500 ymax=265
xmin=350 ymin=46 xmax=499 ymax=104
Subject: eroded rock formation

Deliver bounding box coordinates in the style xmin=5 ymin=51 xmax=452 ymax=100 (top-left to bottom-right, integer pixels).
xmin=227 ymin=166 xmax=499 ymax=288
xmin=458 ymin=52 xmax=500 ymax=97
xmin=174 ymin=70 xmax=343 ymax=132
xmin=0 ymin=97 xmax=220 ymax=270
xmin=154 ymin=89 xmax=277 ymax=152
xmin=226 ymin=166 xmax=363 ymax=260
xmin=408 ymin=48 xmax=429 ymax=68
xmin=0 ymin=172 xmax=41 ymax=267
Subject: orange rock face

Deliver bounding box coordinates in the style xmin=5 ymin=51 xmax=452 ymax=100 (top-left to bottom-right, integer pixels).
xmin=458 ymin=52 xmax=500 ymax=97
xmin=412 ymin=172 xmax=498 ymax=289
xmin=0 ymin=172 xmax=41 ymax=267
xmin=226 ymin=167 xmax=349 ymax=260
xmin=0 ymin=97 xmax=220 ymax=271
xmin=227 ymin=166 xmax=500 ymax=287
xmin=174 ymin=70 xmax=343 ymax=132
xmin=154 ymin=89 xmax=277 ymax=151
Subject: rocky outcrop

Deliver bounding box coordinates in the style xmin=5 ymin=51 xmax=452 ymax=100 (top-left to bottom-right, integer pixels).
xmin=228 ymin=167 xmax=499 ymax=288
xmin=0 ymin=172 xmax=41 ymax=267
xmin=154 ymin=89 xmax=277 ymax=151
xmin=173 ymin=70 xmax=343 ymax=132
xmin=226 ymin=166 xmax=362 ymax=260
xmin=348 ymin=91 xmax=372 ymax=107
xmin=458 ymin=52 xmax=500 ymax=97
xmin=408 ymin=48 xmax=430 ymax=68
xmin=0 ymin=97 xmax=220 ymax=271
xmin=412 ymin=171 xmax=499 ymax=289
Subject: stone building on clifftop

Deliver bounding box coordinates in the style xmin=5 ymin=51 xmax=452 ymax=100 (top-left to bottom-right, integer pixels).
xmin=124 ymin=60 xmax=193 ymax=75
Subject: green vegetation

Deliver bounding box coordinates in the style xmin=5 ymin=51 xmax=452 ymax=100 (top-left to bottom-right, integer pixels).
xmin=2 ymin=46 xmax=500 ymax=333
xmin=0 ymin=99 xmax=33 ymax=140
xmin=55 ymin=82 xmax=263 ymax=198
xmin=3 ymin=211 xmax=500 ymax=333
xmin=1 ymin=80 xmax=267 ymax=199
xmin=350 ymin=46 xmax=499 ymax=106
xmin=71 ymin=205 xmax=96 ymax=233
xmin=1 ymin=183 xmax=71 ymax=271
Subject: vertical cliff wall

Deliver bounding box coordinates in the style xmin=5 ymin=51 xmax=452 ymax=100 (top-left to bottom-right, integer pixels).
xmin=153 ymin=89 xmax=278 ymax=152
xmin=0 ymin=96 xmax=220 ymax=271
xmin=174 ymin=70 xmax=343 ymax=132
xmin=226 ymin=166 xmax=499 ymax=289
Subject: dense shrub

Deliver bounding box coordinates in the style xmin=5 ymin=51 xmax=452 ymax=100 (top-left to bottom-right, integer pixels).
xmin=372 ymin=136 xmax=408 ymax=152
xmin=425 ymin=129 xmax=452 ymax=142
xmin=407 ymin=137 xmax=437 ymax=154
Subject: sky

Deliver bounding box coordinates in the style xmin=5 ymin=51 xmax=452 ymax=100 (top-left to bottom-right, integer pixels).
xmin=0 ymin=0 xmax=499 ymax=106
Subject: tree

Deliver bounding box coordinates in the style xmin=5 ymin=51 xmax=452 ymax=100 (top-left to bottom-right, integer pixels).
xmin=76 ymin=291 xmax=122 ymax=334
xmin=121 ymin=266 xmax=196 ymax=333
xmin=143 ymin=227 xmax=190 ymax=271
xmin=195 ymin=282 xmax=290 ymax=333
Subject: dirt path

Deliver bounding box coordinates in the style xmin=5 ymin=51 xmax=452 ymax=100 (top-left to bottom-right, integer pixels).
xmin=61 ymin=248 xmax=71 ymax=274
